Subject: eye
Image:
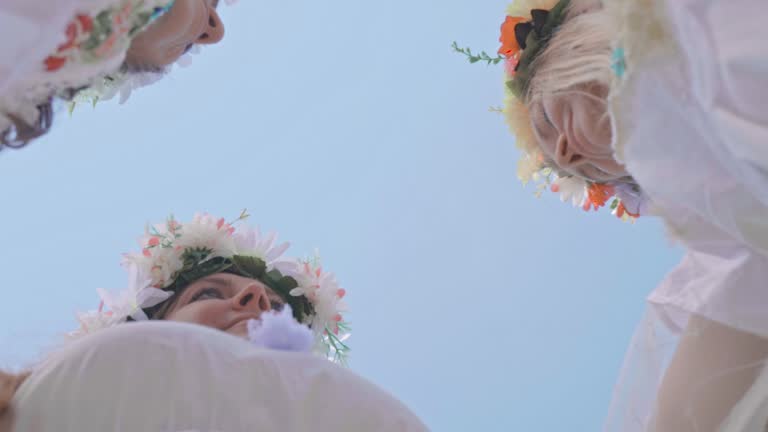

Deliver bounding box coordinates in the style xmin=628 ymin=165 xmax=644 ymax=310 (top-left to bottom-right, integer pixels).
xmin=541 ymin=105 xmax=556 ymax=129
xmin=270 ymin=298 xmax=285 ymax=311
xmin=190 ymin=287 xmax=224 ymax=302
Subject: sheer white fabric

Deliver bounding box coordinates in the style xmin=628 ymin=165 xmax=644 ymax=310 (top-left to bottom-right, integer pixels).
xmin=605 ymin=0 xmax=768 ymax=430
xmin=7 ymin=322 xmax=427 ymax=432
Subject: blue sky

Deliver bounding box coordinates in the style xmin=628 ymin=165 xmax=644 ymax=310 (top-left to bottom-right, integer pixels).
xmin=0 ymin=0 xmax=681 ymax=430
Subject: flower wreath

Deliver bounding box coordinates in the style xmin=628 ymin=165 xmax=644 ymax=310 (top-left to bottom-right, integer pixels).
xmin=453 ymin=0 xmax=648 ymax=220
xmin=47 ymin=0 xmax=238 ymax=109
xmin=72 ymin=210 xmax=350 ymax=363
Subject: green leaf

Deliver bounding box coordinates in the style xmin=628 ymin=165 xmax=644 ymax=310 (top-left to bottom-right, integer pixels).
xmin=181 ymin=247 xmax=214 ymax=267
xmin=231 ymin=255 xmax=266 ymax=278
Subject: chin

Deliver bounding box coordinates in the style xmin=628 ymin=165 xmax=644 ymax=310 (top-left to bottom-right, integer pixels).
xmin=581 ymin=164 xmax=629 ymax=183
xmin=225 ymin=320 xmax=250 ymax=339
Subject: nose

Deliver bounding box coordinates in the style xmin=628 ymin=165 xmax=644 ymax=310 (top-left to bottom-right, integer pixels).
xmin=553 ymin=134 xmax=585 ymax=169
xmin=232 ymin=283 xmax=271 ymax=314
xmin=196 ymin=8 xmax=225 ymax=45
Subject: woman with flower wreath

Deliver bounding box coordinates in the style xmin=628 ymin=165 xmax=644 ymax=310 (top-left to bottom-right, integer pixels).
xmin=1 ymin=0 xmax=230 ymax=148
xmin=456 ymin=0 xmax=768 ymax=430
xmin=0 ymin=211 xmax=426 ymax=431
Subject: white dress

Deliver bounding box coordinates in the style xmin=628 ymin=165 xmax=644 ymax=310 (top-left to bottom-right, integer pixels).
xmin=8 ymin=322 xmax=427 ymax=432
xmin=604 ymin=0 xmax=768 ymax=430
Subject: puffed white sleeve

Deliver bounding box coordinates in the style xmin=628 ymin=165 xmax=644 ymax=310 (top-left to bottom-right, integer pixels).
xmin=8 ymin=322 xmax=428 ymax=432
xmin=604 ymin=0 xmax=768 ymax=430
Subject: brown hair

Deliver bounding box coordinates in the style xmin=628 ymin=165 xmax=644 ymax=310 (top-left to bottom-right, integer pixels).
xmin=0 ymin=100 xmax=54 ymax=150
xmin=0 ymin=60 xmax=162 ymax=150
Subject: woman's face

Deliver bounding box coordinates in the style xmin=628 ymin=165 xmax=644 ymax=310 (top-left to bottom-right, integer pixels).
xmin=163 ymin=273 xmax=285 ymax=338
xmin=125 ymin=0 xmax=225 ymax=68
xmin=529 ymin=84 xmax=629 ymax=182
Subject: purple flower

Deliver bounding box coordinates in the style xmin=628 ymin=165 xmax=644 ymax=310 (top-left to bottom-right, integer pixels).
xmin=247 ymin=305 xmax=314 ymax=353
xmin=614 ymin=182 xmax=650 ymax=216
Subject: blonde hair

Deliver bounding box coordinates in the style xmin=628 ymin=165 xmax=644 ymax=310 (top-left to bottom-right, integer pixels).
xmin=527 ymin=0 xmax=614 ymax=99
xmin=503 ymin=0 xmax=615 ymax=180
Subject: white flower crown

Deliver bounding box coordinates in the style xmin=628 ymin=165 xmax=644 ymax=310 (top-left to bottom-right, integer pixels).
xmin=72 ymin=210 xmax=350 ymax=363
xmin=70 ymin=0 xmax=239 ymax=109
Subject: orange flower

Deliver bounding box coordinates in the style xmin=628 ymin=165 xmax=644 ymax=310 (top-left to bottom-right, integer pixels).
xmin=615 ymin=202 xmax=640 ymax=219
xmin=583 ymin=183 xmax=615 ymax=211
xmin=498 ymin=16 xmax=526 ymax=58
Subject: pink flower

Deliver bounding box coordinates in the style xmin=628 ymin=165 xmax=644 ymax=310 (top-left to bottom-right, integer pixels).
xmin=504 ymin=53 xmax=520 ymax=76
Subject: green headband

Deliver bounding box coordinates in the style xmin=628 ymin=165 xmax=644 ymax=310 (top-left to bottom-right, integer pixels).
xmin=506 ymin=0 xmax=571 ymax=99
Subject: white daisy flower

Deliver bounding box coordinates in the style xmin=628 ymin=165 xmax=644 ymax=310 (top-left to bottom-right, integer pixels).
xmin=233 ymin=226 xmax=292 ymax=272
xmin=551 ymin=176 xmax=588 ymax=207
xmin=174 ymin=213 xmax=238 ymax=260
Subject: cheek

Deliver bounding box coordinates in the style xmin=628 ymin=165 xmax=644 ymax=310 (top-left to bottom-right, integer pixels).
xmin=165 ymin=301 xmax=228 ymax=330
xmin=128 ymin=3 xmax=203 ymax=63
xmin=160 ymin=1 xmax=206 ymax=44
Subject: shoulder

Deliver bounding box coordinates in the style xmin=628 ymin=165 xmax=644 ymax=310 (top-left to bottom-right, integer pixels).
xmin=12 ymin=322 xmax=427 ymax=432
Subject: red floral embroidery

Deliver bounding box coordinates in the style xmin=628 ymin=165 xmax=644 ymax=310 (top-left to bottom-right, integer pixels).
xmin=44 ymin=14 xmax=94 ymax=72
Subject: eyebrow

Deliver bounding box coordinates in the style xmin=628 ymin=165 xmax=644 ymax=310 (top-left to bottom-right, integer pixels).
xmin=198 ymin=275 xmax=232 ymax=287
xmin=179 ymin=275 xmax=231 ymax=302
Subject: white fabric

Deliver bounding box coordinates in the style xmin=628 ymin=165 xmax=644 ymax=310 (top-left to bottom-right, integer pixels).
xmin=0 ymin=0 xmax=169 ymax=132
xmin=8 ymin=322 xmax=427 ymax=432
xmin=604 ymin=0 xmax=768 ymax=430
